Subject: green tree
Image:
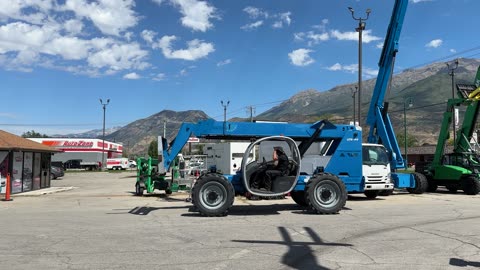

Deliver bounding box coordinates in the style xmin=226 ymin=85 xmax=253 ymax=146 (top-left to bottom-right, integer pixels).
xmin=148 ymin=139 xmax=158 ymax=158
xmin=21 ymin=130 xmax=49 ymax=138
xmin=396 ymin=132 xmax=418 ymax=147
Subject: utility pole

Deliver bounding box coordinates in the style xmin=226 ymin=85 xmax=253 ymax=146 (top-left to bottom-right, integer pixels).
xmin=351 ymin=86 xmax=357 ymax=125
xmin=348 ymin=6 xmax=371 ymax=126
xmin=99 ymin=98 xmax=110 ymax=170
xmin=221 ymin=100 xmax=230 ymax=133
xmin=447 ymin=59 xmax=459 ymax=144
xmin=163 ymin=120 xmax=166 ymax=138
xmin=247 ymin=106 xmax=255 ymax=122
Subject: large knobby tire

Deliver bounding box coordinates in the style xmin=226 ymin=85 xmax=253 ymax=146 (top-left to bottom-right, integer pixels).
xmin=364 ymin=190 xmax=379 ymax=199
xmin=192 ymin=175 xmax=235 ymax=216
xmin=305 ymin=173 xmax=347 ymax=214
xmin=406 ymin=172 xmax=428 ymax=194
xmin=290 ymin=190 xmax=307 ymax=206
xmin=135 ymin=182 xmax=144 ymax=196
xmin=461 ymin=176 xmax=480 ymax=195
xmin=426 ymin=176 xmax=438 ymax=192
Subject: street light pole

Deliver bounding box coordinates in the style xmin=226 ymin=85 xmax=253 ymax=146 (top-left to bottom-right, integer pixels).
xmin=404 ymin=97 xmax=413 ymax=168
xmin=447 ymin=59 xmax=459 ymax=144
xmin=348 ymin=7 xmax=371 ymax=126
xmin=351 ymin=86 xmax=358 ymax=125
xmin=221 ymin=100 xmax=230 ymax=134
xmin=99 ymin=98 xmax=110 ymax=170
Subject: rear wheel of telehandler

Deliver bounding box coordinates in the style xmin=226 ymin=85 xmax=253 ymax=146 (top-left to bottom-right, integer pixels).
xmin=364 ymin=190 xmax=379 ymax=199
xmin=290 ymin=190 xmax=307 ymax=206
xmin=192 ymin=175 xmax=235 ymax=216
xmin=306 ymin=173 xmax=347 ymax=214
xmin=135 ymin=182 xmax=144 ymax=196
xmin=406 ymin=172 xmax=428 ymax=194
xmin=461 ymin=176 xmax=480 ymax=195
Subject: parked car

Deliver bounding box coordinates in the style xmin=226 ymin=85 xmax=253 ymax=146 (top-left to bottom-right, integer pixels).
xmin=51 ymin=165 xmax=65 ymax=180
xmin=128 ymin=160 xmax=137 ymax=168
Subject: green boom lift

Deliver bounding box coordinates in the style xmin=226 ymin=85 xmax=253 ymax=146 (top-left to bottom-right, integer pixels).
xmin=417 ymin=66 xmax=480 ymax=194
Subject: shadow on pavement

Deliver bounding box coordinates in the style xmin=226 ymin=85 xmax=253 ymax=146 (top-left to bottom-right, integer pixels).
xmin=233 ymin=226 xmax=352 ymax=270
xmin=450 ymin=258 xmax=480 ymax=267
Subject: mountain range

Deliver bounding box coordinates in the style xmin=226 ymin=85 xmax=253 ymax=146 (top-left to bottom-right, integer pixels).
xmin=61 ymin=57 xmax=480 ymax=157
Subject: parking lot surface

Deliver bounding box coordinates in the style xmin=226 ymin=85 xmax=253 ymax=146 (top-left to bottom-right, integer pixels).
xmin=1 ymin=171 xmax=480 ymax=270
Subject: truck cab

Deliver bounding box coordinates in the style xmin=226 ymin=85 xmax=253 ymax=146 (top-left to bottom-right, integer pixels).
xmin=362 ymin=144 xmax=394 ymax=198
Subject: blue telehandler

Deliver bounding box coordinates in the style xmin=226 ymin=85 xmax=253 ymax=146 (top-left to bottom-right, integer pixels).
xmin=135 ymin=0 xmax=422 ymax=216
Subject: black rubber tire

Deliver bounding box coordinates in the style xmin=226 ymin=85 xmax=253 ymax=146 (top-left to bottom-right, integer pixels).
xmin=305 ymin=173 xmax=347 ymax=214
xmin=461 ymin=176 xmax=480 ymax=195
xmin=378 ymin=189 xmax=393 ymax=196
xmin=426 ymin=177 xmax=438 ymax=192
xmin=406 ymin=172 xmax=428 ymax=194
xmin=135 ymin=182 xmax=144 ymax=196
xmin=290 ymin=190 xmax=307 ymax=206
xmin=445 ymin=184 xmax=459 ymax=193
xmin=192 ymin=174 xmax=235 ymax=216
xmin=364 ymin=190 xmax=379 ymax=199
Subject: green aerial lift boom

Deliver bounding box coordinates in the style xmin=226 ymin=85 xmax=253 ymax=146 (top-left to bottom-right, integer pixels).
xmin=418 ymin=66 xmax=480 ymax=194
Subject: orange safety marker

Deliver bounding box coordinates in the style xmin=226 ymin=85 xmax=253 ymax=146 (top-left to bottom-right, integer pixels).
xmin=2 ymin=173 xmax=12 ymax=201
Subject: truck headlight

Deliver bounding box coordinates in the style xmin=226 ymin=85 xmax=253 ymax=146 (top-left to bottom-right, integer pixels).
xmin=387 ymin=173 xmax=393 ymax=184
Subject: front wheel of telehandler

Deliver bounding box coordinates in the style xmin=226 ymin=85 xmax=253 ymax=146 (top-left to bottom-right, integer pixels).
xmin=192 ymin=174 xmax=235 ymax=216
xmin=305 ymin=173 xmax=347 ymax=214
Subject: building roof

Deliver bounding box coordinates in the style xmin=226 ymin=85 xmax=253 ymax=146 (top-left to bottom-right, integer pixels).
xmin=404 ymin=145 xmax=454 ymax=155
xmin=0 ymin=130 xmax=61 ymax=152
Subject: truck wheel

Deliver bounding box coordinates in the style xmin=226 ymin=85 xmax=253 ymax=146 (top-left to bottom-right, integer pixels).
xmin=135 ymin=183 xmax=144 ymax=196
xmin=461 ymin=176 xmax=480 ymax=195
xmin=192 ymin=175 xmax=234 ymax=216
xmin=305 ymin=173 xmax=347 ymax=214
xmin=406 ymin=172 xmax=427 ymax=194
xmin=364 ymin=190 xmax=379 ymax=199
xmin=290 ymin=190 xmax=307 ymax=206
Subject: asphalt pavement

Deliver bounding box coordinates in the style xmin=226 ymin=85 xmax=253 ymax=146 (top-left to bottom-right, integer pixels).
xmin=1 ymin=171 xmax=480 ymax=270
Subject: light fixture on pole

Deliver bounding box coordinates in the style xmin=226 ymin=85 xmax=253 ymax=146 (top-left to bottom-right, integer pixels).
xmin=446 ymin=59 xmax=459 ymax=144
xmin=99 ymin=98 xmax=110 ymax=170
xmin=403 ymin=97 xmax=413 ymax=168
xmin=221 ymin=100 xmax=230 ymax=133
xmin=348 ymin=6 xmax=371 ymax=126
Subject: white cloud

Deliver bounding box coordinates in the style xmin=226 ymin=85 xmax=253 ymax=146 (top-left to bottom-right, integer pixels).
xmin=410 ymin=0 xmax=433 ymax=3
xmin=288 ymin=49 xmax=314 ymax=66
xmin=87 ymin=42 xmax=149 ymax=71
xmin=153 ymin=73 xmax=166 ymax=81
xmin=0 ymin=112 xmax=18 ymax=119
xmin=141 ymin=29 xmax=157 ymax=44
xmin=157 ymin=35 xmax=214 ymax=61
xmin=376 ymin=42 xmax=384 ymax=49
xmin=62 ymin=0 xmax=139 ymax=36
xmin=450 ymin=48 xmax=457 ymax=53
xmin=64 ymin=19 xmax=84 ymax=35
xmin=241 ymin=20 xmax=263 ymax=30
xmin=425 ymin=39 xmax=442 ymax=48
xmin=156 ymin=0 xmax=218 ymax=32
xmin=243 ymin=6 xmax=269 ymax=19
xmin=327 ymin=63 xmax=378 ymax=78
xmin=272 ymin=12 xmax=291 ymax=29
xmin=312 ymin=19 xmax=329 ymax=31
xmin=0 ymin=0 xmax=51 ymax=24
xmin=294 ymin=31 xmax=329 ymax=46
xmin=123 ymin=72 xmax=141 ymax=79
xmin=217 ymin=59 xmax=232 ymax=67
xmin=330 ymin=29 xmax=381 ymax=43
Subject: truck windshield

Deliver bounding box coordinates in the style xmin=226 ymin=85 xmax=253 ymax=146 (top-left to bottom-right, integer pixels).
xmin=363 ymin=145 xmax=389 ymax=166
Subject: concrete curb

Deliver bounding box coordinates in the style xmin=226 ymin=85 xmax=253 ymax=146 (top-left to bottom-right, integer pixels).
xmin=12 ymin=187 xmax=76 ymax=197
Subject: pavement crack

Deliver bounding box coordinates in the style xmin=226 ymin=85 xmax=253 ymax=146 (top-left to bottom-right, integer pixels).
xmin=409 ymin=227 xmax=480 ymax=250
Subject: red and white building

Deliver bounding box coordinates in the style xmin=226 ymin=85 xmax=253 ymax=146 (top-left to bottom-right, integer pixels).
xmin=28 ymin=138 xmax=123 ymax=164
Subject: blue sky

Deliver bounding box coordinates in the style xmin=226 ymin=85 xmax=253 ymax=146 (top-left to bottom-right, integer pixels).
xmin=0 ymin=0 xmax=479 ymax=136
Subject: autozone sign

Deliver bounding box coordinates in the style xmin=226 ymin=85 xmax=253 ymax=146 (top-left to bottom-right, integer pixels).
xmin=62 ymin=141 xmax=94 ymax=147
